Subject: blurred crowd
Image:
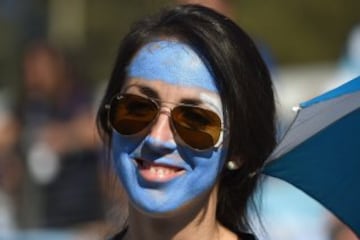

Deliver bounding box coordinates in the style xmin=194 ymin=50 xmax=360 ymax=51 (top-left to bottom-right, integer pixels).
xmin=0 ymin=0 xmax=358 ymax=239
xmin=0 ymin=42 xmax=114 ymax=239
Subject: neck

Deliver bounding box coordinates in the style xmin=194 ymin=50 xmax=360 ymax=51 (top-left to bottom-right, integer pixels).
xmin=123 ymin=186 xmax=237 ymax=240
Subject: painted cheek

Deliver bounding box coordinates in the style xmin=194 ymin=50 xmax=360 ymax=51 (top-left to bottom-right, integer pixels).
xmin=137 ymin=147 xmax=226 ymax=213
xmin=181 ymin=146 xmax=226 ymax=177
xmin=112 ymin=131 xmax=143 ymax=154
xmin=111 ymin=132 xmax=142 ymax=183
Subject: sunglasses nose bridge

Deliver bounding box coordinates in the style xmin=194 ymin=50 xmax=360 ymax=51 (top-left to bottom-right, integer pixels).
xmin=158 ymin=106 xmax=171 ymax=116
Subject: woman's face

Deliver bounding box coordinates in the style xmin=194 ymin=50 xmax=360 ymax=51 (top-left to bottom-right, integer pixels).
xmin=111 ymin=40 xmax=228 ymax=214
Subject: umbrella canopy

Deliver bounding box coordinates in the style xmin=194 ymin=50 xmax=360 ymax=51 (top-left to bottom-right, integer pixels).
xmin=264 ymin=75 xmax=360 ymax=237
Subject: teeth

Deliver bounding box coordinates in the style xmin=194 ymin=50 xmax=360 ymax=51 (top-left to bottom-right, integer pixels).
xmin=149 ymin=166 xmax=174 ymax=177
xmin=158 ymin=168 xmax=165 ymax=178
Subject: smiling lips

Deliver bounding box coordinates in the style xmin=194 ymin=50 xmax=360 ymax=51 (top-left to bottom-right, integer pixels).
xmin=136 ymin=158 xmax=185 ymax=182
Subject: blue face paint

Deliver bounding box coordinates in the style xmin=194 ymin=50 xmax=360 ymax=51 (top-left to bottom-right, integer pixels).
xmin=127 ymin=40 xmax=218 ymax=92
xmin=112 ymin=40 xmax=227 ymax=214
xmin=112 ymin=133 xmax=227 ymax=213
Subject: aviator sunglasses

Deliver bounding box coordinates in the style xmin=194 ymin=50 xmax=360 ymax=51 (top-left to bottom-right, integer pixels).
xmin=106 ymin=93 xmax=225 ymax=150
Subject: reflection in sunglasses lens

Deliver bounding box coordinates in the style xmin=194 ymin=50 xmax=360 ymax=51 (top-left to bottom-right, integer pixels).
xmin=110 ymin=95 xmax=158 ymax=135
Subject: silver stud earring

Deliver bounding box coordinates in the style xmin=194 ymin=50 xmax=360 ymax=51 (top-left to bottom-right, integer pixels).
xmin=226 ymin=161 xmax=239 ymax=170
xmin=248 ymin=171 xmax=257 ymax=178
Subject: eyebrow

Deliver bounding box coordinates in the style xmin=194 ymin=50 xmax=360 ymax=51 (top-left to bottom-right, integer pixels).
xmin=138 ymin=86 xmax=159 ymax=99
xmin=181 ymin=98 xmax=202 ymax=106
xmin=134 ymin=84 xmax=203 ymax=106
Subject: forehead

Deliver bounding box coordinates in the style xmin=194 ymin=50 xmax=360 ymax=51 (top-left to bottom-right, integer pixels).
xmin=126 ymin=40 xmax=218 ymax=93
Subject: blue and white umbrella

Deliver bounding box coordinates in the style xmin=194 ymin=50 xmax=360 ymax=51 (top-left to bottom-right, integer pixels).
xmin=264 ymin=75 xmax=360 ymax=237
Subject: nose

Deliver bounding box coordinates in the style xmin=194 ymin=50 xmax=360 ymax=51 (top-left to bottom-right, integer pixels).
xmin=143 ymin=109 xmax=177 ymax=154
xmin=148 ymin=109 xmax=175 ymax=144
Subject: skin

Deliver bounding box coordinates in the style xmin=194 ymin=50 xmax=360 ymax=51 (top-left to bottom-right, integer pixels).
xmin=111 ymin=40 xmax=237 ymax=240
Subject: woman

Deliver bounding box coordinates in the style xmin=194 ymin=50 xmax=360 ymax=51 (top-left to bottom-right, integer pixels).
xmin=97 ymin=4 xmax=276 ymax=240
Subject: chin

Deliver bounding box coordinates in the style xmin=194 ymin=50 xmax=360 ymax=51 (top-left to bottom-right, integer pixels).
xmin=130 ymin=186 xmax=215 ymax=219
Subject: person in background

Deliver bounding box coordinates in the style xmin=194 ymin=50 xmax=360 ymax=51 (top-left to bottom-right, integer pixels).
xmin=0 ymin=111 xmax=23 ymax=232
xmin=97 ymin=4 xmax=276 ymax=240
xmin=15 ymin=42 xmax=106 ymax=235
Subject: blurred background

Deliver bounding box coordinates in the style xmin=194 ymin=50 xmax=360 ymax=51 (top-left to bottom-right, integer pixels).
xmin=0 ymin=0 xmax=359 ymax=239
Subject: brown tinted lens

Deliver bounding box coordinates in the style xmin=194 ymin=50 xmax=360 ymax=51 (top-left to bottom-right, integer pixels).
xmin=109 ymin=94 xmax=158 ymax=135
xmin=172 ymin=106 xmax=221 ymax=150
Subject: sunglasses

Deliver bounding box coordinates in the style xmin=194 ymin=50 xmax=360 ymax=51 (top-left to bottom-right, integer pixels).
xmin=106 ymin=93 xmax=225 ymax=150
